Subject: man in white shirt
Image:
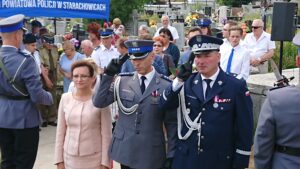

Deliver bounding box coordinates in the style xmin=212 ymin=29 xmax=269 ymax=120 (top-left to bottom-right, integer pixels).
xmin=243 ymin=19 xmax=276 ymax=74
xmin=91 ymin=29 xmax=119 ymax=74
xmin=220 ymin=26 xmax=250 ymax=80
xmin=220 ymin=20 xmax=238 ymax=52
xmin=80 ymin=39 xmax=94 ymax=58
xmin=154 ymin=15 xmax=179 ymax=43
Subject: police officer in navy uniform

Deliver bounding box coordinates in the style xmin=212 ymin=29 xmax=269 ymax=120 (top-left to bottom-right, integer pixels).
xmin=160 ymin=35 xmax=253 ymax=169
xmin=254 ymin=85 xmax=300 ymax=169
xmin=93 ymin=40 xmax=177 ymax=169
xmin=0 ymin=14 xmax=53 ymax=169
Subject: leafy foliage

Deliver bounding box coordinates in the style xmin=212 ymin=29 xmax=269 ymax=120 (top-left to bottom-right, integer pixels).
xmin=109 ymin=0 xmax=153 ymax=24
xmin=216 ymin=0 xmax=252 ymax=7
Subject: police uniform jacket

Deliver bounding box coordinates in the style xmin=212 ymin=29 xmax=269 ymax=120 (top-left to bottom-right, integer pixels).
xmin=0 ymin=46 xmax=53 ymax=129
xmin=254 ymin=86 xmax=300 ymax=169
xmin=160 ymin=69 xmax=253 ymax=169
xmin=93 ymin=71 xmax=177 ymax=169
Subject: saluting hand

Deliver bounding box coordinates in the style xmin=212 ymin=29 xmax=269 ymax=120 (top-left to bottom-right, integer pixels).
xmin=177 ymin=52 xmax=195 ymax=81
xmin=104 ymin=53 xmax=130 ymax=76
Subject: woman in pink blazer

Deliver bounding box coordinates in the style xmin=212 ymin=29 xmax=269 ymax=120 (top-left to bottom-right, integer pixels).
xmin=55 ymin=60 xmax=112 ymax=169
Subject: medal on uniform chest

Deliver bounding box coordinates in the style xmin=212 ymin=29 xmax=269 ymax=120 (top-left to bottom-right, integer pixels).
xmin=194 ymin=80 xmax=198 ymax=84
xmin=218 ymin=80 xmax=223 ymax=86
xmin=213 ymin=103 xmax=219 ymax=108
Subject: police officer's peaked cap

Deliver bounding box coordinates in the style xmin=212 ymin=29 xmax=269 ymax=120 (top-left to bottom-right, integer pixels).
xmin=100 ymin=28 xmax=113 ymax=38
xmin=125 ymin=40 xmax=154 ymax=60
xmin=23 ymin=33 xmax=36 ymax=44
xmin=196 ymin=18 xmax=212 ymax=27
xmin=41 ymin=33 xmax=55 ymax=44
xmin=188 ymin=35 xmax=223 ymax=54
xmin=0 ymin=14 xmax=27 ymax=33
xmin=31 ymin=20 xmax=42 ymax=28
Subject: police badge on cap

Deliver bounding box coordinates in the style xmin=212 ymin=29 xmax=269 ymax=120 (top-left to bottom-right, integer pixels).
xmin=125 ymin=40 xmax=154 ymax=60
xmin=100 ymin=28 xmax=114 ymax=38
xmin=188 ymin=35 xmax=223 ymax=54
xmin=0 ymin=14 xmax=27 ymax=33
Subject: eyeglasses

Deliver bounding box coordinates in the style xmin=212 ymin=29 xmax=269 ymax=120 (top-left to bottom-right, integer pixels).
xmin=72 ymin=75 xmax=91 ymax=80
xmin=251 ymin=26 xmax=261 ymax=29
xmin=153 ymin=44 xmax=162 ymax=47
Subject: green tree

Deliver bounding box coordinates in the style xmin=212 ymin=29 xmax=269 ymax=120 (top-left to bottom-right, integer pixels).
xmin=216 ymin=0 xmax=252 ymax=7
xmin=110 ymin=0 xmax=153 ymax=24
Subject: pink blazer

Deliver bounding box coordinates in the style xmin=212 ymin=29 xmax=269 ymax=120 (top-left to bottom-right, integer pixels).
xmin=54 ymin=92 xmax=112 ymax=167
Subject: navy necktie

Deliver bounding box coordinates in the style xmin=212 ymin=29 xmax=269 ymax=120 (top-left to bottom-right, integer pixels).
xmin=226 ymin=48 xmax=235 ymax=73
xmin=204 ymin=79 xmax=212 ymax=99
xmin=140 ymin=76 xmax=146 ymax=94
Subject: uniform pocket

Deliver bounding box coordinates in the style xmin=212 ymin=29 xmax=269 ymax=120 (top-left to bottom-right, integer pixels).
xmin=217 ymin=152 xmax=233 ymax=168
xmin=119 ymin=91 xmax=135 ymax=107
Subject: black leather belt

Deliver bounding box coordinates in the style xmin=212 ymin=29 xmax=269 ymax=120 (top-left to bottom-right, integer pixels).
xmin=275 ymin=145 xmax=300 ymax=157
xmin=0 ymin=94 xmax=30 ymax=100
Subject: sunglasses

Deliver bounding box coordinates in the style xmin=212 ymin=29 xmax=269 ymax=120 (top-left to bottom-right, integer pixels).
xmin=153 ymin=44 xmax=162 ymax=47
xmin=252 ymin=26 xmax=261 ymax=29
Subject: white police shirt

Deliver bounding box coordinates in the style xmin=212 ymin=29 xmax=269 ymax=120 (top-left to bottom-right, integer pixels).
xmin=91 ymin=45 xmax=119 ymax=68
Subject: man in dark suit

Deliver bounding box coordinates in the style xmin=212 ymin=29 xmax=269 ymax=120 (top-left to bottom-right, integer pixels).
xmin=93 ymin=40 xmax=177 ymax=169
xmin=160 ymin=35 xmax=253 ymax=169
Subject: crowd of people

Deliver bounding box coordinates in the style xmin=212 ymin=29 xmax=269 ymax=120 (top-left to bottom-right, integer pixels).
xmin=1 ymin=12 xmax=300 ymax=169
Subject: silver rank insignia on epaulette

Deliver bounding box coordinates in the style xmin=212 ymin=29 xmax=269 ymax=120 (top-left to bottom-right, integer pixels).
xmin=160 ymin=74 xmax=172 ymax=82
xmin=118 ymin=72 xmax=134 ymax=76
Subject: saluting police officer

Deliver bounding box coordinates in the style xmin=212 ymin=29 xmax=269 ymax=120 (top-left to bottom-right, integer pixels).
xmin=0 ymin=14 xmax=53 ymax=169
xmin=254 ymin=85 xmax=300 ymax=169
xmin=160 ymin=35 xmax=253 ymax=169
xmin=93 ymin=40 xmax=177 ymax=169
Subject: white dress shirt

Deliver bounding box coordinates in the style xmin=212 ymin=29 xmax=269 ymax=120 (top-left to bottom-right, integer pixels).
xmin=220 ymin=44 xmax=250 ymax=80
xmin=137 ymin=67 xmax=155 ymax=90
xmin=243 ymin=31 xmax=276 ymax=59
xmin=91 ymin=45 xmax=119 ymax=68
xmin=200 ymin=68 xmax=219 ymax=98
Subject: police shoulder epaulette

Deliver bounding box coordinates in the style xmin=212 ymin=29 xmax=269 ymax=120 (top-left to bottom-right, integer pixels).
xmin=94 ymin=46 xmax=101 ymax=51
xmin=160 ymin=74 xmax=172 ymax=82
xmin=18 ymin=51 xmax=30 ymax=58
xmin=118 ymin=72 xmax=134 ymax=76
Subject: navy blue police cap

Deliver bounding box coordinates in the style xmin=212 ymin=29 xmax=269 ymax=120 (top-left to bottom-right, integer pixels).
xmin=188 ymin=35 xmax=223 ymax=54
xmin=31 ymin=20 xmax=42 ymax=28
xmin=0 ymin=14 xmax=27 ymax=33
xmin=23 ymin=33 xmax=37 ymax=44
xmin=196 ymin=18 xmax=212 ymax=27
xmin=100 ymin=28 xmax=114 ymax=38
xmin=125 ymin=40 xmax=154 ymax=60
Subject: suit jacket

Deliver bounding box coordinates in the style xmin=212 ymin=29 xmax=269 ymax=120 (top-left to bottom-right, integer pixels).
xmin=93 ymin=71 xmax=177 ymax=169
xmin=254 ymin=86 xmax=300 ymax=169
xmin=55 ymin=92 xmax=112 ymax=167
xmin=0 ymin=46 xmax=53 ymax=129
xmin=160 ymin=69 xmax=253 ymax=169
